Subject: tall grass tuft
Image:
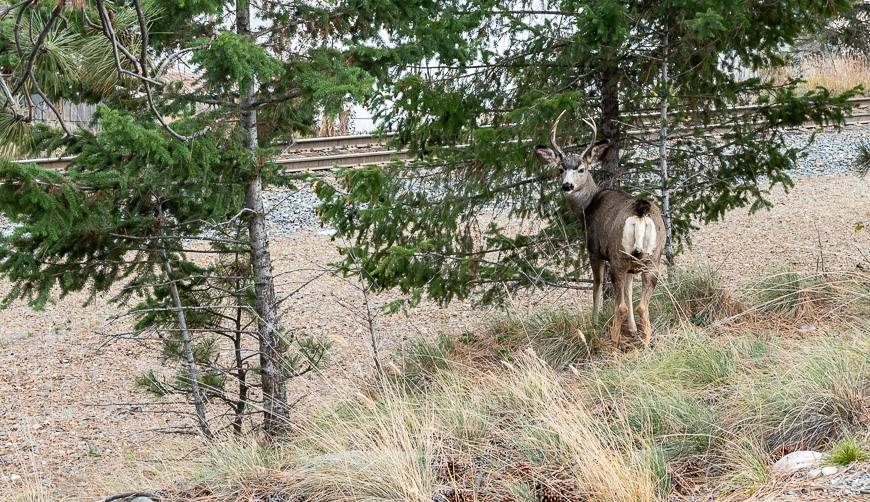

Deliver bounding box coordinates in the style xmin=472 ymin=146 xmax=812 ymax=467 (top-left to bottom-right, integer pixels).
xmin=720 ymin=435 xmax=772 ymax=492
xmin=651 ymin=266 xmax=743 ymax=328
xmin=734 ymin=336 xmax=869 ymax=454
xmin=748 ymin=270 xmax=833 ymax=317
xmin=484 ymin=309 xmax=607 ymax=368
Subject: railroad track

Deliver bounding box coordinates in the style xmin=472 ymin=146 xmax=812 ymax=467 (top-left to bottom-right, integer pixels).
xmin=12 ymin=97 xmax=870 ymax=172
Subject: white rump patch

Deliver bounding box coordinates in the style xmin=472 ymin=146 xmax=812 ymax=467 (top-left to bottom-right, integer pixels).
xmin=622 ymin=216 xmax=658 ymax=256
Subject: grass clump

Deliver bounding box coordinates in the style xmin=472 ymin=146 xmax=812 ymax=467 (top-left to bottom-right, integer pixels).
xmin=720 ymin=435 xmax=773 ymax=492
xmin=733 ymin=336 xmax=869 ymax=455
xmin=650 ymin=266 xmax=742 ymax=328
xmin=748 ymin=270 xmax=833 ymax=316
xmin=827 ymin=436 xmax=869 ymax=466
xmin=485 ymin=309 xmax=607 ymax=368
xmin=387 ymin=333 xmax=458 ymax=390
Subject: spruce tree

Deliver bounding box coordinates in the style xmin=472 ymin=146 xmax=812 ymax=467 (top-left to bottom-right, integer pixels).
xmin=1 ymin=0 xmax=367 ymax=436
xmin=318 ymin=0 xmax=860 ymax=308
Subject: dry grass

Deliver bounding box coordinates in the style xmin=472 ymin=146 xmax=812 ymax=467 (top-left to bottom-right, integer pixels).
xmin=761 ymin=52 xmax=870 ymax=94
xmin=1 ymin=476 xmax=53 ymax=502
xmin=799 ymin=52 xmax=870 ymax=94
xmin=172 ymin=331 xmax=866 ymax=501
xmin=127 ymin=268 xmax=869 ymax=502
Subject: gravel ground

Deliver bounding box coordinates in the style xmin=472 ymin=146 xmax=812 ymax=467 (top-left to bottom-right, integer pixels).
xmin=264 ymin=126 xmax=870 ymax=237
xmin=0 ymin=152 xmax=868 ymax=497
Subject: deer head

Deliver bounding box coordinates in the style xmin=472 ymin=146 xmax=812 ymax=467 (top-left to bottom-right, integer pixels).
xmin=534 ymin=111 xmax=609 ymax=192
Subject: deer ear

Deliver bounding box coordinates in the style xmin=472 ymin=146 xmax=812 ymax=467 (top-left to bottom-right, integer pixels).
xmin=534 ymin=145 xmax=559 ymax=165
xmin=585 ymin=142 xmax=610 ymax=163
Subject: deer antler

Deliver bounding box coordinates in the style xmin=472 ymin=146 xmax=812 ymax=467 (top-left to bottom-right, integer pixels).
xmin=580 ymin=117 xmax=597 ymax=160
xmin=549 ymin=110 xmax=567 ymax=158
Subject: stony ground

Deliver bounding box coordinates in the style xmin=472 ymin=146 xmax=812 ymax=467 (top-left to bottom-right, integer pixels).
xmin=0 ymin=173 xmax=868 ymax=500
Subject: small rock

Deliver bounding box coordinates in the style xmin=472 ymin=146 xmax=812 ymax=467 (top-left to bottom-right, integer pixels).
xmin=772 ymin=450 xmax=827 ymax=474
xmin=8 ymin=473 xmax=21 ymax=482
xmin=821 ymin=466 xmax=838 ymax=476
xmin=131 ymin=498 xmax=155 ymax=502
xmin=798 ymin=323 xmax=816 ymax=333
xmin=807 ymin=468 xmax=823 ymax=479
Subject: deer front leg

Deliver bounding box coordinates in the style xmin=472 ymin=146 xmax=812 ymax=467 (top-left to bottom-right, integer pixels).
xmin=590 ymin=256 xmax=605 ymax=317
xmin=609 ymin=270 xmax=627 ymax=349
xmin=637 ymin=269 xmax=659 ymax=346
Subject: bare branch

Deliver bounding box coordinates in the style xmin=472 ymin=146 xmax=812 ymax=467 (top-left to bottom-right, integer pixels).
xmin=28 ymin=70 xmax=73 ymax=135
xmin=251 ymin=87 xmax=302 ymax=108
xmin=155 ymin=38 xmax=213 ymax=77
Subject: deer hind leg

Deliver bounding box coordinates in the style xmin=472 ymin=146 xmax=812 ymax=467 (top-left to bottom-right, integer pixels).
xmin=590 ymin=256 xmax=605 ymax=318
xmin=624 ymin=272 xmax=637 ymax=334
xmin=609 ymin=270 xmax=627 ymax=349
xmin=638 ymin=269 xmax=659 ymax=346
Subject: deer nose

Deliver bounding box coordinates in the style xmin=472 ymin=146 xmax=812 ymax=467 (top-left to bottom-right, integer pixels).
xmin=562 ymin=182 xmax=574 ymax=192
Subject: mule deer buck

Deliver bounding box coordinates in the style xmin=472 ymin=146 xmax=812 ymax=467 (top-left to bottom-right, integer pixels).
xmin=535 ymin=111 xmax=665 ymax=348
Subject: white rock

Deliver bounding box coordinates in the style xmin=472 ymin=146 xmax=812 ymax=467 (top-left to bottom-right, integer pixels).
xmin=807 ymin=468 xmax=823 ymax=479
xmin=772 ymin=451 xmax=827 ymax=474
xmin=821 ymin=466 xmax=838 ymax=476
xmin=8 ymin=473 xmax=21 ymax=482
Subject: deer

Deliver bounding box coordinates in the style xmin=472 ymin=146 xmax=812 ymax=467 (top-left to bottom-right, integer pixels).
xmin=534 ymin=111 xmax=665 ymax=348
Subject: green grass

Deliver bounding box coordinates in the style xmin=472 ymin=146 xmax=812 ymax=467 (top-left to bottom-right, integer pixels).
xmin=484 ymin=309 xmax=607 ymax=367
xmin=827 ymin=436 xmax=869 ymax=466
xmin=174 ymin=329 xmax=865 ymax=500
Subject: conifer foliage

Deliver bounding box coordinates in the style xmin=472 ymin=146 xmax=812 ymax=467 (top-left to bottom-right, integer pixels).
xmin=0 ymin=0 xmax=368 ymax=436
xmin=318 ymin=0 xmax=861 ymax=308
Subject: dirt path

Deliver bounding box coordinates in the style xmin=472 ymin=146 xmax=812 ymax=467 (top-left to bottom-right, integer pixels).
xmin=0 ymin=174 xmax=867 ymax=499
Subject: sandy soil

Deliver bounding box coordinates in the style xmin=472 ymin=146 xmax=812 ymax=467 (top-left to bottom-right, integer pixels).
xmin=0 ymin=174 xmax=868 ymax=500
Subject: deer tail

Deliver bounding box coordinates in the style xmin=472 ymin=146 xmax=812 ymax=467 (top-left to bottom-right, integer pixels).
xmin=627 ymin=200 xmax=656 ymax=258
xmin=632 ymin=199 xmax=652 ymax=217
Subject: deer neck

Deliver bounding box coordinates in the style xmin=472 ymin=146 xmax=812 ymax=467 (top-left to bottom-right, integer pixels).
xmin=564 ymin=180 xmax=600 ymax=218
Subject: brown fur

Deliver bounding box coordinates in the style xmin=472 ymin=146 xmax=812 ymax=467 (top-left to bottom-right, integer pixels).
xmin=567 ymin=183 xmax=665 ymax=348
xmin=536 ymin=139 xmax=665 ymax=348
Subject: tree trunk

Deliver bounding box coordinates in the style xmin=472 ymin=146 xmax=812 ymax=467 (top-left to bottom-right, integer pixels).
xmin=237 ymin=0 xmax=288 ymax=437
xmin=232 ymin=224 xmax=249 ymax=435
xmin=157 ymin=204 xmax=213 ymax=439
xmin=599 ymin=53 xmax=622 ymax=189
xmin=659 ymin=26 xmax=675 ymax=264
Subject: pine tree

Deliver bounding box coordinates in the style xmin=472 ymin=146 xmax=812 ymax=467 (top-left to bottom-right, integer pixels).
xmin=1 ymin=0 xmax=367 ymax=436
xmin=318 ymin=0 xmax=860 ymax=308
